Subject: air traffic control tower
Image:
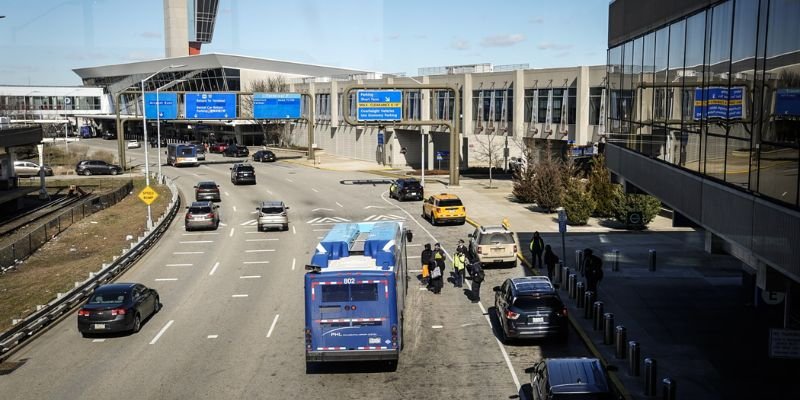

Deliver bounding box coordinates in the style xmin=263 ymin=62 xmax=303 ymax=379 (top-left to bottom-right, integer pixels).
xmin=164 ymin=0 xmax=219 ymax=57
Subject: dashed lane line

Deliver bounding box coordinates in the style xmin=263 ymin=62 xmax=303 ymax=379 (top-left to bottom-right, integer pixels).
xmin=179 ymin=241 xmax=214 ymax=244
xmin=232 ymin=294 xmax=249 ymax=298
xmin=240 ymin=275 xmax=262 ymax=279
xmin=149 ymin=320 xmax=175 ymax=345
xmin=292 ymin=258 xmax=296 ymax=271
xmin=174 ymin=251 xmax=204 ymax=255
xmin=244 ymin=261 xmax=270 ymax=265
xmin=165 ymin=263 xmax=193 ymax=267
xmin=229 ymin=229 xmax=235 ymax=237
xmin=155 ymin=278 xmax=178 ymax=281
xmin=266 ymin=314 xmax=280 ymax=338
xmin=246 ymin=238 xmax=279 ymax=242
xmin=245 ymin=249 xmax=275 ymax=253
xmin=208 ymin=262 xmax=220 ymax=276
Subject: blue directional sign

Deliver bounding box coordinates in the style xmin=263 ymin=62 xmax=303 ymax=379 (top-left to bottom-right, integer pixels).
xmin=377 ymin=132 xmax=384 ymax=145
xmin=253 ymin=93 xmax=302 ymax=119
xmin=693 ymin=87 xmax=743 ymax=120
xmin=776 ymin=89 xmax=800 ymax=117
xmin=185 ymin=93 xmax=237 ymax=119
xmin=357 ymin=90 xmax=402 ymax=122
xmin=144 ymin=93 xmax=178 ymax=119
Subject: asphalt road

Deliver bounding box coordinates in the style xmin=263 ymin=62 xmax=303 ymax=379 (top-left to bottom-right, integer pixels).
xmin=0 ymin=140 xmax=592 ymax=399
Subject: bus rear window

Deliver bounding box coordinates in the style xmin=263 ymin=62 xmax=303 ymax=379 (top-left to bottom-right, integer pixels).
xmin=179 ymin=147 xmax=194 ymax=156
xmin=320 ymin=283 xmax=379 ymax=302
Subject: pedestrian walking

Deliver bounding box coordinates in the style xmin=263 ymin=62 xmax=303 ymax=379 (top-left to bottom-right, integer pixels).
xmin=583 ymin=248 xmax=604 ymax=292
xmin=529 ymin=231 xmax=545 ymax=270
xmin=420 ymin=243 xmax=433 ymax=286
xmin=469 ymin=258 xmax=484 ymax=303
xmin=452 ymin=248 xmax=467 ymax=288
xmin=543 ymin=244 xmax=559 ymax=281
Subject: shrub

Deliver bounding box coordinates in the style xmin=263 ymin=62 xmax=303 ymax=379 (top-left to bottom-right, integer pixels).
xmin=562 ymin=178 xmax=596 ymax=225
xmin=613 ymin=190 xmax=662 ymax=228
xmin=531 ymin=153 xmax=563 ymax=212
xmin=512 ymin=164 xmax=537 ymax=203
xmin=587 ymin=155 xmax=617 ymax=217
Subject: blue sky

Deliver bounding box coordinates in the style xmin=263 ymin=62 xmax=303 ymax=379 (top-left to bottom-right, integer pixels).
xmin=0 ymin=0 xmax=609 ymax=86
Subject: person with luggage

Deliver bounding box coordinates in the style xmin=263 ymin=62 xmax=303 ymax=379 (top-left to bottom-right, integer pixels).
xmin=469 ymin=258 xmax=484 ymax=303
xmin=421 ymin=243 xmax=433 ymax=286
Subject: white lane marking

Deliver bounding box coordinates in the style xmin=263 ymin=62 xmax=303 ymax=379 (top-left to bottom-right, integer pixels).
xmin=336 ymin=202 xmax=343 ymax=208
xmin=155 ymin=278 xmax=178 ymax=281
xmin=292 ymin=226 xmax=296 ymax=234
xmin=244 ymin=261 xmax=270 ymax=264
xmin=225 ymin=192 xmax=230 ymax=196
xmin=312 ymin=229 xmax=329 ymax=232
xmin=408 ymin=244 xmax=423 ymax=247
xmin=219 ymin=222 xmax=227 ymax=227
xmin=408 ymin=255 xmax=421 ymax=259
xmin=240 ymin=275 xmax=262 ymax=279
xmin=599 ymin=234 xmax=609 ymax=243
xmin=266 ymin=314 xmax=280 ymax=338
xmin=174 ymin=251 xmax=203 ymax=255
xmin=292 ymin=258 xmax=296 ymax=271
xmin=311 ymin=208 xmax=333 ymax=212
xmin=432 ymin=325 xmax=443 ymax=329
xmin=182 ymin=232 xmax=219 ymax=236
xmin=233 ymin=206 xmax=237 ymax=212
xmin=311 ymin=188 xmax=319 ymax=193
xmin=92 ymin=339 xmax=105 ymax=343
xmin=267 ymin=189 xmax=274 ymax=195
xmin=364 ymin=205 xmax=389 ymax=209
xmin=379 ymin=189 xmax=521 ymax=391
xmin=245 ymin=249 xmax=275 ymax=253
xmin=149 ymin=320 xmax=175 ymax=345
xmin=166 ymin=263 xmax=193 ymax=267
xmin=317 ymin=236 xmax=323 ymax=239
xmin=286 ymin=178 xmax=293 ymax=183
xmin=229 ymin=229 xmax=235 ymax=237
xmin=240 ymin=219 xmax=257 ymax=226
xmin=245 ymin=231 xmax=262 ymax=234
xmin=179 ymin=240 xmax=214 ymax=244
xmin=246 ymin=238 xmax=279 ymax=242
xmin=207 ymin=335 xmax=218 ymax=339
xmin=232 ymin=294 xmax=249 ymax=298
xmin=408 ymin=269 xmax=422 ymax=273
xmin=209 ymin=262 xmax=220 ymax=276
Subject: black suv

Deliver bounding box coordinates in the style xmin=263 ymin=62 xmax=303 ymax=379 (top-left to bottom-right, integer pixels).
xmin=518 ymin=358 xmax=611 ymax=400
xmin=223 ymin=144 xmax=249 ymax=157
xmin=389 ymin=178 xmax=424 ymax=201
xmin=75 ymin=160 xmax=123 ymax=176
xmin=493 ymin=276 xmax=568 ymax=342
xmin=230 ymin=163 xmax=256 ymax=185
xmin=194 ymin=181 xmax=221 ymax=202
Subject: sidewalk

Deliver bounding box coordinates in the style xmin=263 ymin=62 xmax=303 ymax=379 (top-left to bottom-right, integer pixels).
xmin=280 ymin=150 xmax=796 ymax=400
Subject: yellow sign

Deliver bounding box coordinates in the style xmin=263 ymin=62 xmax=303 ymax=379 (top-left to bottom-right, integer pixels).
xmin=138 ymin=186 xmax=159 ymax=205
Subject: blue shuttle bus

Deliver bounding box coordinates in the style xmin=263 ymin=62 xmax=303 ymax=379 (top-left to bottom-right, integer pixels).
xmin=166 ymin=143 xmax=199 ymax=167
xmin=304 ymin=222 xmax=411 ymax=368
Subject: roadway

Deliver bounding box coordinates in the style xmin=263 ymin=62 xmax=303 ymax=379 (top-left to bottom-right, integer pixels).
xmin=0 ymin=140 xmax=593 ymax=399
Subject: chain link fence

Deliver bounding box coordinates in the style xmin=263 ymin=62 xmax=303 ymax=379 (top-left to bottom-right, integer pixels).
xmin=0 ymin=181 xmax=134 ymax=273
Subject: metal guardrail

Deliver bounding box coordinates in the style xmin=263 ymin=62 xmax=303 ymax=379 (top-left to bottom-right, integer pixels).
xmin=0 ymin=179 xmax=181 ymax=363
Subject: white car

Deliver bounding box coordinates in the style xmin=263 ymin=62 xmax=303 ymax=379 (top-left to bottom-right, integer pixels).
xmin=126 ymin=140 xmax=141 ymax=149
xmin=14 ymin=161 xmax=53 ymax=177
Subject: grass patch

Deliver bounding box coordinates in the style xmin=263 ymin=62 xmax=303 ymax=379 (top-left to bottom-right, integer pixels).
xmin=0 ymin=178 xmax=171 ymax=332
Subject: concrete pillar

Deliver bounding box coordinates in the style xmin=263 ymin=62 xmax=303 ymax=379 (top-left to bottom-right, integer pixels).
xmin=421 ymin=76 xmax=434 ymax=170
xmin=704 ymin=230 xmax=725 ymax=254
xmin=513 ymin=70 xmax=525 ymax=139
xmin=330 ymin=80 xmax=339 ymax=129
xmin=164 ymin=0 xmax=189 ymax=58
xmin=576 ymin=66 xmax=591 ymax=146
xmin=462 ymin=73 xmax=473 ymax=139
xmin=307 ymin=82 xmax=316 ymax=149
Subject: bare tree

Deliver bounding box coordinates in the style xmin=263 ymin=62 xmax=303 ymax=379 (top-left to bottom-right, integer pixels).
xmin=241 ymin=76 xmax=290 ymax=146
xmin=472 ymin=129 xmax=506 ymax=188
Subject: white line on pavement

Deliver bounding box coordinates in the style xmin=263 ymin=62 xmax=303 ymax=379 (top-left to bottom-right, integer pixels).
xmin=92 ymin=339 xmax=105 ymax=343
xmin=419 ymin=287 xmax=427 ymax=290
xmin=229 ymin=229 xmax=235 ymax=237
xmin=599 ymin=234 xmax=609 ymax=243
xmin=245 ymin=249 xmax=275 ymax=253
xmin=312 ymin=229 xmax=329 ymax=232
xmin=165 ymin=263 xmax=193 ymax=267
xmin=149 ymin=320 xmax=175 ymax=345
xmin=336 ymin=202 xmax=343 ymax=208
xmin=155 ymin=278 xmax=178 ymax=281
xmin=286 ymin=178 xmax=293 ymax=183
xmin=209 ymin=261 xmax=220 ymax=276
xmin=311 ymin=188 xmax=319 ymax=193
xmin=267 ymin=189 xmax=273 ymax=195
xmin=432 ymin=325 xmax=443 ymax=329
xmin=174 ymin=251 xmax=204 ymax=255
xmin=246 ymin=238 xmax=279 ymax=242
xmin=232 ymin=294 xmax=248 ymax=298
xmin=244 ymin=261 xmax=270 ymax=264
xmin=245 ymin=231 xmax=261 ymax=234
xmin=207 ymin=335 xmax=218 ymax=339
xmin=408 ymin=269 xmax=422 ymax=273
xmin=240 ymin=275 xmax=262 ymax=279
xmin=408 ymin=255 xmax=421 ymax=259
xmin=179 ymin=241 xmax=214 ymax=244
xmin=225 ymin=192 xmax=230 ymax=196
xmin=292 ymin=258 xmax=296 ymax=271
xmin=292 ymin=226 xmax=296 ymax=234
xmin=182 ymin=232 xmax=219 ymax=236
xmin=407 ymin=243 xmax=423 ymax=247
xmin=266 ymin=314 xmax=280 ymax=338
xmin=233 ymin=206 xmax=237 ymax=212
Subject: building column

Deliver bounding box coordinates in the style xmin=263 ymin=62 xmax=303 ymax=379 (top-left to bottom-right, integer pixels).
xmin=704 ymin=230 xmax=726 ymax=254
xmin=330 ymin=80 xmax=338 ymax=129
xmin=421 ymin=76 xmax=433 ymax=171
xmin=576 ymin=66 xmax=591 ymax=146
xmin=513 ymin=70 xmax=525 ymax=138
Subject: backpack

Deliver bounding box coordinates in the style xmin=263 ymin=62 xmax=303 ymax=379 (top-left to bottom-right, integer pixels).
xmin=471 ymin=262 xmax=484 ymax=283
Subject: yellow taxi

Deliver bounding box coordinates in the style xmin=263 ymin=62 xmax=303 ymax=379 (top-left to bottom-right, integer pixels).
xmin=422 ymin=193 xmax=466 ymax=225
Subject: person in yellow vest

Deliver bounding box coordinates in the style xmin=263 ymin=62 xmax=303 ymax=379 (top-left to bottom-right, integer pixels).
xmin=453 ymin=247 xmax=467 ymax=288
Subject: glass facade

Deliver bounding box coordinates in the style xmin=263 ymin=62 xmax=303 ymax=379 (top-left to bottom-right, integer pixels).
xmin=0 ymin=95 xmax=101 ymax=120
xmin=188 ymin=0 xmax=220 ymax=43
xmin=607 ymin=0 xmax=800 ymax=208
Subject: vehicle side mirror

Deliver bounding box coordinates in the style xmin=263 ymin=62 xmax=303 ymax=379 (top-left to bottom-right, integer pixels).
xmin=405 ymin=230 xmax=413 ymax=243
xmin=285 ymin=206 xmax=290 ymax=209
xmin=229 ymin=168 xmax=233 ymax=170
xmin=193 ymin=186 xmax=197 ymax=188
xmin=468 ymin=233 xmax=473 ymax=238
xmin=493 ymin=286 xmax=501 ymax=292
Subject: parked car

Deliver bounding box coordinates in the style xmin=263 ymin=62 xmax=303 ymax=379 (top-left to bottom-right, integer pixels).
xmin=223 ymin=144 xmax=249 ymax=157
xmin=493 ymin=276 xmax=568 ymax=342
xmin=252 ymin=150 xmax=276 ymax=162
xmin=389 ymin=178 xmax=424 ymax=201
xmin=518 ymin=358 xmax=611 ymax=400
xmin=230 ymin=163 xmax=256 ymax=185
xmin=209 ymin=142 xmax=228 ymax=153
xmin=192 ymin=143 xmax=206 ymax=161
xmin=184 ymin=201 xmax=220 ymax=231
xmin=75 ymin=160 xmax=123 ymax=176
xmin=194 ymin=181 xmax=221 ymax=202
xmin=14 ymin=160 xmax=53 ymax=177
xmin=422 ymin=193 xmax=466 ymax=225
xmin=102 ymin=131 xmax=116 ymax=140
xmin=255 ymin=200 xmax=290 ymax=231
xmin=469 ymin=225 xmax=518 ymax=268
xmin=77 ymin=283 xmax=161 ymax=337
xmin=126 ymin=140 xmax=141 ymax=149
xmin=149 ymin=137 xmax=167 ymax=148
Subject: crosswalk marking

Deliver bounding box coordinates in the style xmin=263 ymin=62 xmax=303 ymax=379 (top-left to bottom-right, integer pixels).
xmin=363 ymin=214 xmax=405 ymax=222
xmin=306 ymin=216 xmax=350 ymax=224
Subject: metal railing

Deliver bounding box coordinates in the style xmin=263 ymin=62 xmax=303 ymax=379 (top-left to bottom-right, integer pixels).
xmin=0 ymin=179 xmax=180 ymax=362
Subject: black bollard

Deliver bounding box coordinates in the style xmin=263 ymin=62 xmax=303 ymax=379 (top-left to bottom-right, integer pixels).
xmin=603 ymin=313 xmax=615 ymax=345
xmin=555 ymin=261 xmax=564 ymax=285
xmin=568 ymin=274 xmax=577 ymax=299
xmin=644 ymin=358 xmax=657 ymax=396
xmin=612 ymin=249 xmax=620 ymax=272
xmin=560 ymin=266 xmax=570 ymax=292
xmin=576 ymin=282 xmax=586 ymax=308
xmin=648 ymin=249 xmax=657 ymax=271
xmin=593 ymin=301 xmax=604 ymax=331
xmin=584 ymin=291 xmax=596 ymax=319
xmin=615 ymin=326 xmax=627 ymax=359
xmin=662 ymin=378 xmax=676 ymax=400
xmin=628 ymin=341 xmax=640 ymax=376
xmin=575 ymin=249 xmax=583 ymax=273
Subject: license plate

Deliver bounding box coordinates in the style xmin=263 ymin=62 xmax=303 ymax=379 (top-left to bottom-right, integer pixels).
xmin=369 ymin=337 xmax=381 ymax=344
xmin=94 ymin=324 xmax=106 ymax=330
xmin=529 ymin=317 xmax=544 ymax=323
xmin=410 ymin=192 xmax=417 ymax=195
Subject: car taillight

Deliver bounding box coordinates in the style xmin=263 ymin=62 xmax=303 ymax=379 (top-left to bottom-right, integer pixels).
xmin=207 ymin=213 xmax=215 ymax=218
xmin=185 ymin=213 xmax=191 ymax=219
xmin=561 ymin=307 xmax=568 ymax=317
xmin=513 ymin=245 xmax=518 ymax=253
xmin=477 ymin=246 xmax=483 ymax=255
xmin=505 ymin=310 xmax=520 ymax=320
xmin=78 ymin=309 xmax=91 ymax=317
xmin=111 ymin=308 xmax=126 ymax=316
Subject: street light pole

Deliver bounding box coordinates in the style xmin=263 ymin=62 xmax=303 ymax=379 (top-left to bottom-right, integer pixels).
xmin=155 ymin=79 xmax=186 ymax=183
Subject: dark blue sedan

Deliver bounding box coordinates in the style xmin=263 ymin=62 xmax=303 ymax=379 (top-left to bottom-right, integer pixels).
xmin=77 ymin=283 xmax=161 ymax=337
